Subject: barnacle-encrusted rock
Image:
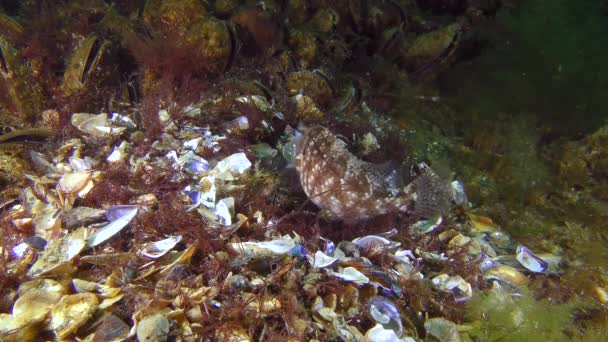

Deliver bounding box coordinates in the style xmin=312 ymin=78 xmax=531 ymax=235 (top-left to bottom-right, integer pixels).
xmin=143 ymin=0 xmax=208 ymax=37
xmin=184 ymin=18 xmax=234 ymax=70
xmin=401 ymin=22 xmax=462 ymax=79
xmin=295 ymin=126 xmax=449 ymax=221
xmin=307 ymin=8 xmax=339 ymax=33
xmin=287 ymin=30 xmax=318 ymax=68
xmin=287 ymin=70 xmax=334 ymax=106
xmin=0 ymin=36 xmax=47 ymax=123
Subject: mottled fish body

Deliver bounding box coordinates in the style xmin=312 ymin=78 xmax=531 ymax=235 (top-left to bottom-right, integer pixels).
xmin=295 ymin=126 xmax=448 ymax=221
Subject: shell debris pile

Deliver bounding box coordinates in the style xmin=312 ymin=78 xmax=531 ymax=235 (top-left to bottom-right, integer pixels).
xmin=0 ymin=104 xmax=563 ymax=340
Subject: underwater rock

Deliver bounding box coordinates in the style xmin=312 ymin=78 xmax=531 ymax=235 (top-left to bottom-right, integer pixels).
xmin=295 ymin=126 xmax=449 ymax=221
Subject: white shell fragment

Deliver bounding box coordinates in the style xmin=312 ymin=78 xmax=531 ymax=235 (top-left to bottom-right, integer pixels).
xmin=328 ymin=267 xmax=370 ymax=285
xmin=230 ymin=236 xmax=300 ymax=257
xmin=71 ymin=113 xmax=126 ymax=136
xmin=393 ymin=249 xmax=415 ymax=263
xmin=106 ymin=205 xmax=139 ymax=222
xmin=450 ymin=180 xmax=467 ymax=206
xmin=183 ymin=137 xmax=201 ymax=150
xmin=431 ymin=274 xmax=473 ymax=302
xmin=106 ymin=141 xmax=129 ymax=162
xmin=353 ymin=235 xmax=401 ymax=250
xmin=209 ymin=152 xmax=252 ymax=180
xmin=310 ymin=250 xmax=339 ymax=268
xmin=479 ymin=255 xmax=497 ymax=272
xmin=214 ymin=197 xmax=235 ymax=225
xmin=365 ymin=324 xmax=416 ymax=342
xmin=30 ymin=150 xmax=57 ymax=173
xmin=368 ymin=297 xmax=403 ymax=337
xmin=88 ymin=205 xmax=138 ymax=247
xmin=106 ymin=148 xmax=122 ymax=162
xmin=57 ymin=171 xmax=92 ymax=195
xmin=140 ymin=235 xmax=183 ymax=259
xmin=11 ymin=243 xmax=29 ymax=258
xmin=227 ymin=115 xmax=250 ymax=131
xmin=68 ymin=157 xmax=92 ymax=171
xmin=109 ymin=112 xmax=136 ymax=128
xmin=169 ymin=150 xmax=211 ymax=174
xmin=186 ymin=176 xmax=217 ymax=209
xmin=515 ymin=245 xmax=548 ymax=273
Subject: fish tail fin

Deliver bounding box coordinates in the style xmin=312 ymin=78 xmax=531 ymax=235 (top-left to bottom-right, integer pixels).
xmin=411 ymin=163 xmax=451 ymax=219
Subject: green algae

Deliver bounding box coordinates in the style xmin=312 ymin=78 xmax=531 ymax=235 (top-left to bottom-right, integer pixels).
xmin=464 ymin=287 xmax=575 ymax=342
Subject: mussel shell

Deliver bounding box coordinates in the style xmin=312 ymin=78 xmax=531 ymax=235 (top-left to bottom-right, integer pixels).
xmin=61 ymin=36 xmax=113 ymax=98
xmin=368 ymin=296 xmax=403 ymax=337
xmin=515 ymin=245 xmax=548 ymax=273
xmin=50 ymin=293 xmax=99 ymax=339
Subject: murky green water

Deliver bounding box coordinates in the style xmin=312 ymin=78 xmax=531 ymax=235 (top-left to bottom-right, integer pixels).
xmin=435 ymin=0 xmax=608 ymax=339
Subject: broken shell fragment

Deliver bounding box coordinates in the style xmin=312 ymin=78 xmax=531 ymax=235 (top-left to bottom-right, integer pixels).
xmin=226 ymin=115 xmax=250 ymax=134
xmin=141 ymin=235 xmax=183 ymax=259
xmin=431 ymin=274 xmax=473 ymax=302
xmin=72 ymin=278 xmax=100 ymax=293
xmin=69 ymin=157 xmax=93 ymax=171
xmin=12 ymin=288 xmax=63 ymax=325
xmin=236 ymin=95 xmax=271 ymax=112
xmin=88 ymin=205 xmax=138 ymax=247
xmin=184 ymin=158 xmax=211 ymax=174
xmin=410 ymin=215 xmax=443 ymax=235
xmin=353 ymin=235 xmax=401 ymax=251
xmin=365 ymin=324 xmax=415 ymax=342
xmin=57 ymin=171 xmax=93 ymax=195
xmin=214 ymin=197 xmax=235 ymax=225
xmin=515 ymin=245 xmax=548 ymax=273
xmin=368 ymin=297 xmax=403 ymax=337
xmin=0 ymin=313 xmax=36 ymax=342
xmin=106 ymin=205 xmax=137 ymax=222
xmin=311 ymin=250 xmax=339 ymax=268
xmin=136 ymin=314 xmax=170 ymax=342
xmin=484 ymin=264 xmax=529 ymax=287
xmin=50 ymin=293 xmax=99 ymax=339
xmin=61 ymin=206 xmax=106 ymax=229
xmin=93 ymin=314 xmax=130 ymax=342
xmin=11 ymin=243 xmax=29 ymax=258
xmin=328 ymin=267 xmax=370 ymax=285
xmin=27 ymin=227 xmax=88 ymax=278
xmin=479 ymin=255 xmax=497 ymax=272
xmin=229 ymin=235 xmax=301 ymax=258
xmin=71 ymin=113 xmax=126 ymax=136
xmin=450 ymin=180 xmax=467 ymax=206
xmin=209 ymin=152 xmax=252 ymax=180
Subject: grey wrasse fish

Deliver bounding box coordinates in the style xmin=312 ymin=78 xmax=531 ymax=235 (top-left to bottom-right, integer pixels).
xmin=295 ymin=126 xmax=449 ymax=222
